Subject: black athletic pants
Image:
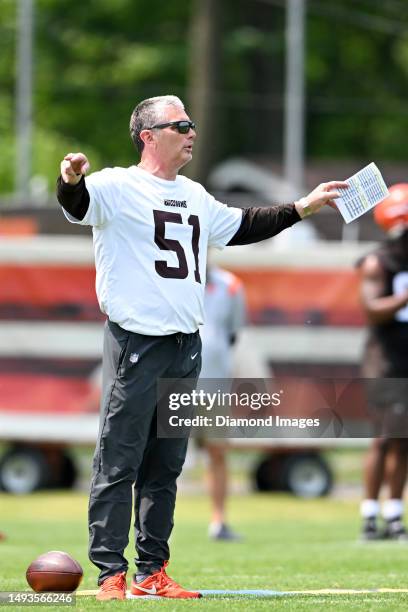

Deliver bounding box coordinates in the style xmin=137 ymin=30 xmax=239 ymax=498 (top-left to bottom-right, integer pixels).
xmin=88 ymin=320 xmax=201 ymax=583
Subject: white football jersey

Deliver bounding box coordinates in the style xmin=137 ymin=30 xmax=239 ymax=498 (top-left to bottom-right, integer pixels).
xmin=63 ymin=166 xmax=242 ymax=335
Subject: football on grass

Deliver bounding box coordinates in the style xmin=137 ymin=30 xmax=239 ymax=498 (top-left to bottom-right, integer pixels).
xmin=26 ymin=551 xmax=83 ymax=592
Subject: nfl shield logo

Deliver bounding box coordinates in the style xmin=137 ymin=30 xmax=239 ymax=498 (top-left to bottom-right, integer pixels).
xmin=129 ymin=353 xmax=139 ymax=364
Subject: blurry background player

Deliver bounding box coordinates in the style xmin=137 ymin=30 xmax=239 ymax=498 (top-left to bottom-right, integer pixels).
xmin=199 ymin=263 xmax=246 ymax=541
xmin=359 ymin=184 xmax=408 ymax=540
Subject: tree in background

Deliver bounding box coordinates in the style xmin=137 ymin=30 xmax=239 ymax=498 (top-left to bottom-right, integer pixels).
xmin=185 ymin=0 xmax=221 ymax=184
xmin=1 ymin=0 xmax=192 ymax=195
xmin=306 ymin=0 xmax=408 ymax=160
xmin=0 ymin=0 xmax=17 ymax=195
xmin=2 ymin=0 xmax=408 ymax=198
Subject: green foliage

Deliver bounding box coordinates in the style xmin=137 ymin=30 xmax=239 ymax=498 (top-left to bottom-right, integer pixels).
xmin=0 ymin=0 xmax=17 ymax=193
xmin=1 ymin=0 xmax=193 ymax=195
xmin=306 ymin=2 xmax=408 ymax=160
xmin=34 ymin=0 xmax=192 ymax=178
xmin=2 ymin=0 xmax=408 ymax=196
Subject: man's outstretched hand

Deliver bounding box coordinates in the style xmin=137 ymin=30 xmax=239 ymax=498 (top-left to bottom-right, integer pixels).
xmin=295 ymin=181 xmax=348 ymax=218
xmin=61 ymin=152 xmax=90 ymax=185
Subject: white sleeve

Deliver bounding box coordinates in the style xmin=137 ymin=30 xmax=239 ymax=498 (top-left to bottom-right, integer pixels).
xmin=64 ymin=167 xmax=123 ymax=227
xmin=207 ymin=195 xmax=243 ymax=248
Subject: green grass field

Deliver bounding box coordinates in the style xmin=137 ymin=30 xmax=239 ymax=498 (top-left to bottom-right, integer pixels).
xmin=1 ymin=490 xmax=408 ymax=610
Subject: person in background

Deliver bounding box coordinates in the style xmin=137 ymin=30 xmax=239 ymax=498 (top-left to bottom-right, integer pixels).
xmin=359 ymin=184 xmax=408 ymax=540
xmin=200 ymin=263 xmax=246 ymax=541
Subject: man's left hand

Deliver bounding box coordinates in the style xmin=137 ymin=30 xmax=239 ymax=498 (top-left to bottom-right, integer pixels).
xmin=295 ymin=181 xmax=348 ymax=218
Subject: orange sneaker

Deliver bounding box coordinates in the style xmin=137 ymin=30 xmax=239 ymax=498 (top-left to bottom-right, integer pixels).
xmin=130 ymin=562 xmax=201 ymax=598
xmin=96 ymin=572 xmax=127 ymax=601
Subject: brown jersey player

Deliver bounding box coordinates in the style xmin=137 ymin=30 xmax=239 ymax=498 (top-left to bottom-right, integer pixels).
xmin=359 ymin=184 xmax=408 ymax=540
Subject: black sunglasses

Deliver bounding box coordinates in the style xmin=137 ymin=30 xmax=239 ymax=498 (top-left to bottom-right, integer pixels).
xmin=147 ymin=120 xmax=196 ymax=134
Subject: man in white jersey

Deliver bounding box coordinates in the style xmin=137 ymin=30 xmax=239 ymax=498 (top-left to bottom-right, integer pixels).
xmin=57 ymin=94 xmax=347 ymax=600
xmin=200 ymin=265 xmax=246 ymax=541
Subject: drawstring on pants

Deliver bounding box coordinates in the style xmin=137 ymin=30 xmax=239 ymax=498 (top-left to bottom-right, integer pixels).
xmin=175 ymin=333 xmax=184 ymax=349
